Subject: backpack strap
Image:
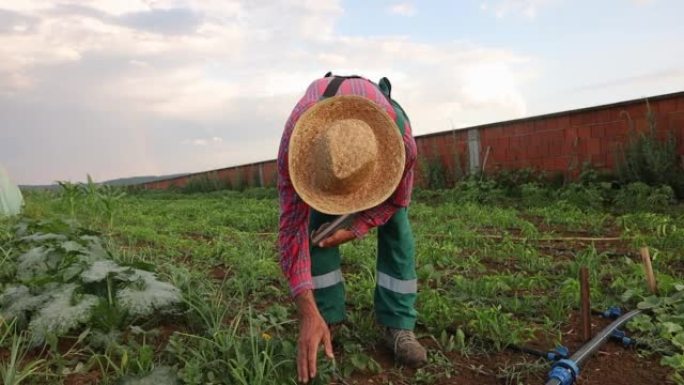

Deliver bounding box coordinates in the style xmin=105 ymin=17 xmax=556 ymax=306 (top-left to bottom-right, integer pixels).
xmin=320 ymin=73 xmax=409 ymax=136
xmin=378 ymin=77 xmax=392 ymax=97
xmin=378 ymin=77 xmax=409 ymax=136
xmin=322 ymin=76 xmax=346 ymax=99
xmin=391 ymin=100 xmax=407 ymax=136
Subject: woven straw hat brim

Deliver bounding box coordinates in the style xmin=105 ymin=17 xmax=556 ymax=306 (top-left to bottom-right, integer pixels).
xmin=289 ymin=95 xmax=406 ymax=215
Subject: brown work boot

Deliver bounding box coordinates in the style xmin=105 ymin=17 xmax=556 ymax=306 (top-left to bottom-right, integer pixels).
xmin=384 ymin=328 xmax=428 ymax=368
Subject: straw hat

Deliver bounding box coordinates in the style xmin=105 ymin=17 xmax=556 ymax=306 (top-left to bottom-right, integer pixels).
xmin=289 ymin=95 xmax=406 ymax=215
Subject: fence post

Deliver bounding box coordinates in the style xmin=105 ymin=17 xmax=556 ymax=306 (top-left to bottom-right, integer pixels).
xmin=467 ymin=128 xmax=481 ymax=175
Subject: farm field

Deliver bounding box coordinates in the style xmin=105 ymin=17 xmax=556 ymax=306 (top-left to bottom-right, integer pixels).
xmin=1 ymin=181 xmax=684 ymax=385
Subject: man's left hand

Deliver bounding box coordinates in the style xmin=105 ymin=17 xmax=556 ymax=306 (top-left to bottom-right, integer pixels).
xmin=318 ymin=229 xmax=355 ymax=248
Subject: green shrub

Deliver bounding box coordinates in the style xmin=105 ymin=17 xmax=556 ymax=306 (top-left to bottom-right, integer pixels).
xmin=490 ymin=168 xmax=550 ymax=197
xmin=420 ymin=156 xmax=449 ymax=190
xmin=555 ymin=183 xmax=608 ymax=211
xmin=613 ymin=182 xmax=675 ymax=212
xmin=520 ymin=183 xmax=550 ymax=208
xmin=616 ymin=102 xmax=684 ymax=198
xmin=182 ymin=174 xmax=229 ymax=193
xmin=449 ymin=178 xmax=507 ymax=205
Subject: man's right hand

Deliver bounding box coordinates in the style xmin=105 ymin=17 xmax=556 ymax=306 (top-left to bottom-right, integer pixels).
xmin=295 ymin=290 xmax=334 ymax=383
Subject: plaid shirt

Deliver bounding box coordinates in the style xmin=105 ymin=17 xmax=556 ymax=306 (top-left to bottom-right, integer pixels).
xmin=277 ymin=76 xmax=418 ymax=297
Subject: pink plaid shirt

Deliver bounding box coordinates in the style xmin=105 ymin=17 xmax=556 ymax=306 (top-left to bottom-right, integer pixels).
xmin=277 ymin=76 xmax=418 ymax=297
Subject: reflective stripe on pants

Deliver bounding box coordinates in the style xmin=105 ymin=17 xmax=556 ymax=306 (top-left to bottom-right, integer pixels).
xmin=309 ymin=208 xmax=417 ymax=330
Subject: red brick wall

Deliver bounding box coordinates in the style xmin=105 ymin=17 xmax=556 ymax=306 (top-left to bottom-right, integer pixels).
xmin=415 ymin=130 xmax=469 ymax=186
xmin=140 ymin=92 xmax=684 ymax=190
xmin=474 ymin=92 xmax=684 ymax=178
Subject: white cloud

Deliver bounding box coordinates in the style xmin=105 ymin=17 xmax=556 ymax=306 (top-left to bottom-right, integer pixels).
xmin=388 ymin=2 xmax=416 ymax=17
xmin=481 ymin=0 xmax=553 ymax=19
xmin=185 ymin=136 xmax=222 ymax=146
xmin=0 ymin=0 xmax=532 ymax=184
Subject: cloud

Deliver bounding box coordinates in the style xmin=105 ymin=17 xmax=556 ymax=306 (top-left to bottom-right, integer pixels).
xmin=0 ymin=9 xmax=39 ymax=33
xmin=572 ymin=68 xmax=684 ymax=93
xmin=481 ymin=0 xmax=553 ymax=19
xmin=388 ymin=2 xmax=416 ymax=17
xmin=118 ymin=8 xmax=205 ymax=35
xmin=186 ymin=136 xmax=223 ymax=146
xmin=0 ymin=0 xmax=531 ymax=184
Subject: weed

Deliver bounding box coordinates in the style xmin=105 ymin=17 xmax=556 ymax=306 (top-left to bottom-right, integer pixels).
xmin=616 ymin=102 xmax=684 ymax=197
xmin=0 ymin=319 xmax=46 ymax=385
xmin=420 ymin=156 xmax=449 ymax=190
xmin=6 ymin=184 xmax=682 ymax=384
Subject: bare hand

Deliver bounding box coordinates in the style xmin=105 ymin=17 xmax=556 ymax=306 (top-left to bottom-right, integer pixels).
xmin=318 ymin=229 xmax=355 ymax=248
xmin=296 ymin=291 xmax=334 ymax=383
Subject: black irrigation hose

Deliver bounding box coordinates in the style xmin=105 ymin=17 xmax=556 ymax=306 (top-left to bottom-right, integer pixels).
xmin=572 ymin=310 xmax=641 ymax=366
xmin=545 ymin=309 xmax=642 ymax=385
xmin=507 ymin=344 xmax=549 ymax=358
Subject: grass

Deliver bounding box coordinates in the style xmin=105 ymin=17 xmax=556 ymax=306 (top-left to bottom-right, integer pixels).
xmin=1 ymin=183 xmax=683 ymax=384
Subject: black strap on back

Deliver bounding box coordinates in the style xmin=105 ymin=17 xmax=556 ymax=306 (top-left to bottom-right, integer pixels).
xmin=322 ymin=76 xmax=346 ymax=99
xmin=321 ymin=73 xmax=364 ymax=99
xmin=321 ymin=72 xmax=408 ymax=135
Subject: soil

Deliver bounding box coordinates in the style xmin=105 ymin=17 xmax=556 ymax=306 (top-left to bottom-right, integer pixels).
xmin=156 ymin=323 xmax=182 ymax=353
xmin=340 ymin=312 xmax=674 ymax=385
xmin=535 ymin=238 xmax=638 ymax=261
xmin=64 ymin=370 xmax=102 ymax=385
xmin=209 ymin=264 xmax=232 ymax=280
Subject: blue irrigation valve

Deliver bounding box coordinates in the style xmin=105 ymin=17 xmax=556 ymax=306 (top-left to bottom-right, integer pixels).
xmin=548 ymin=359 xmax=580 ymax=385
xmin=601 ymin=306 xmax=623 ymax=319
xmin=610 ymin=329 xmax=635 ymax=346
xmin=546 ymin=345 xmax=570 ymax=361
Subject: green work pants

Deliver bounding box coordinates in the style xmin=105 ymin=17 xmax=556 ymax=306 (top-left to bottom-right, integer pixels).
xmin=309 ymin=208 xmax=417 ymax=330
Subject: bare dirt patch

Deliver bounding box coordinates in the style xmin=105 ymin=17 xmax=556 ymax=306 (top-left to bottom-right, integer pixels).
xmin=337 ymin=312 xmax=674 ymax=385
xmin=64 ymin=370 xmax=102 ymax=385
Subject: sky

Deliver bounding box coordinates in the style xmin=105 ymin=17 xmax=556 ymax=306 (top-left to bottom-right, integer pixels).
xmin=1 ymin=0 xmax=683 ymax=185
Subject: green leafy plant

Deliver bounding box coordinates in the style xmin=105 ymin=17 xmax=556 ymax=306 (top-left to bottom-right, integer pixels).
xmin=182 ymin=173 xmax=229 ymax=193
xmin=117 ymin=366 xmax=178 ymax=385
xmin=12 ymin=177 xmax=684 ymax=384
xmin=0 ymin=319 xmax=46 ymax=385
xmin=0 ymin=219 xmax=182 ymax=347
xmin=616 ymin=102 xmax=684 ymax=198
xmin=57 ymin=181 xmax=82 ymax=218
xmin=97 ymin=185 xmax=127 ymax=229
xmin=625 ymin=284 xmax=684 ymax=381
xmin=420 ymin=156 xmax=449 ymax=190
xmin=613 ymin=182 xmax=675 ymax=212
xmin=167 ymin=309 xmax=299 ymax=385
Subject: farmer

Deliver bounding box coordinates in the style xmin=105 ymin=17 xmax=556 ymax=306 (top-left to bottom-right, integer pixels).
xmin=277 ymin=73 xmax=425 ymax=383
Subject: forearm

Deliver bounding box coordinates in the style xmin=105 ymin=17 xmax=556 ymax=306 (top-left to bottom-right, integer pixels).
xmin=294 ymin=289 xmax=320 ymax=318
xmin=350 ymin=202 xmax=400 ymax=238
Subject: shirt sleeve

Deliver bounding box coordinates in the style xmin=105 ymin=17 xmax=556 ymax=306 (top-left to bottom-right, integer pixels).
xmin=349 ymin=117 xmax=418 ymax=238
xmin=277 ymin=79 xmax=328 ymax=297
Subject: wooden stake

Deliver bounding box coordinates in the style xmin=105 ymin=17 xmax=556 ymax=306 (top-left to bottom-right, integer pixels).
xmin=640 ymin=246 xmax=658 ymax=295
xmin=481 ymin=146 xmax=492 ymax=174
xmin=579 ymin=267 xmax=592 ymax=342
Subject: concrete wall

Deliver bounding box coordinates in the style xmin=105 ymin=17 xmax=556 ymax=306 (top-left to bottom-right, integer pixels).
xmin=141 ymin=91 xmax=684 ymax=190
